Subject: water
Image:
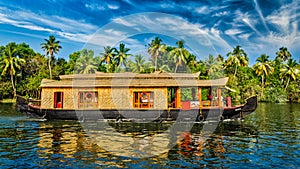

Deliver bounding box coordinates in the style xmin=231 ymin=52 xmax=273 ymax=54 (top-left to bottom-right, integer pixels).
xmin=0 ymin=103 xmax=299 ymax=168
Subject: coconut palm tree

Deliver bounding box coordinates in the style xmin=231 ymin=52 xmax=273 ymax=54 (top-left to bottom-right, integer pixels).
xmin=204 ymin=54 xmax=223 ymax=78
xmin=253 ymin=54 xmax=274 ymax=98
xmin=41 ymin=35 xmax=62 ymax=79
xmin=276 ymin=47 xmax=291 ymax=62
xmin=114 ymin=43 xmax=132 ymax=70
xmin=129 ymin=54 xmax=147 ymax=73
xmin=74 ymin=49 xmax=98 ymax=74
xmin=147 ymin=37 xmax=166 ymax=71
xmin=225 ymin=46 xmax=249 ymax=77
xmin=280 ymin=58 xmax=299 ymax=90
xmin=0 ymin=43 xmax=25 ymax=97
xmin=100 ymin=46 xmax=117 ymax=72
xmin=169 ymin=40 xmax=190 ymax=73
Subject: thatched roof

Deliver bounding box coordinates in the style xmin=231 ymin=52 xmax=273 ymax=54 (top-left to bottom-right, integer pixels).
xmin=41 ymin=72 xmax=228 ymax=88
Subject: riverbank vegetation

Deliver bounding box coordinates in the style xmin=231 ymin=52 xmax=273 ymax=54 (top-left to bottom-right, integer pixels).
xmin=0 ymin=36 xmax=299 ymax=103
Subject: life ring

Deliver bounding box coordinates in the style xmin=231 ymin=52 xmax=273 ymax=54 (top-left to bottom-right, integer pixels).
xmin=79 ymin=115 xmax=85 ymax=122
xmin=141 ymin=92 xmax=148 ymax=102
xmin=197 ymin=115 xmax=204 ymax=122
xmin=86 ymin=92 xmax=92 ymax=99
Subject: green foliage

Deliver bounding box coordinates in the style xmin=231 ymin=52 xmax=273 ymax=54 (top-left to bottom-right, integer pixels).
xmin=41 ymin=35 xmax=62 ymax=79
xmin=0 ymin=81 xmax=12 ymax=99
xmin=265 ymin=87 xmax=288 ymax=103
xmin=74 ymin=49 xmax=98 ymax=74
xmin=0 ymin=39 xmax=299 ymax=104
xmin=181 ymin=88 xmax=193 ymax=101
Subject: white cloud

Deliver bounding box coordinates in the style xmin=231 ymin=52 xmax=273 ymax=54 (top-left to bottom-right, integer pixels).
xmin=213 ymin=11 xmax=229 ymax=17
xmin=225 ymin=29 xmax=243 ymax=35
xmin=107 ymin=4 xmax=119 ymax=10
xmin=0 ymin=7 xmax=98 ymax=43
xmin=266 ymin=1 xmax=300 ymax=35
xmin=85 ymin=3 xmax=119 ymax=11
xmin=195 ymin=6 xmax=209 ymax=14
xmin=88 ymin=12 xmax=233 ymax=58
xmin=253 ymin=0 xmax=269 ymax=32
xmin=233 ymin=10 xmax=261 ymax=36
xmin=85 ymin=4 xmax=105 ymax=11
xmin=112 ymin=18 xmax=136 ymax=27
xmin=238 ymin=33 xmax=252 ymax=40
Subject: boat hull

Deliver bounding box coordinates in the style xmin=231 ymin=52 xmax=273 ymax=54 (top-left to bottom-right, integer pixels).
xmin=18 ymin=96 xmax=257 ymax=122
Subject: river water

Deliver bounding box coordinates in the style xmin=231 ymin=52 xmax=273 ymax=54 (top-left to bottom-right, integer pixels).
xmin=0 ymin=103 xmax=299 ymax=168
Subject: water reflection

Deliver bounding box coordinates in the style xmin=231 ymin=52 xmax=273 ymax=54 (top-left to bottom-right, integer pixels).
xmin=1 ymin=103 xmax=299 ymax=168
xmin=170 ymin=122 xmax=258 ymax=163
xmin=33 ymin=120 xmax=259 ymax=168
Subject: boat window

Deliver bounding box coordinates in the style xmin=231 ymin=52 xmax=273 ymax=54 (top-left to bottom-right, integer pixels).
xmin=133 ymin=91 xmax=154 ymax=108
xmin=78 ymin=91 xmax=98 ymax=109
xmin=54 ymin=92 xmax=63 ymax=108
xmin=79 ymin=92 xmax=98 ymax=103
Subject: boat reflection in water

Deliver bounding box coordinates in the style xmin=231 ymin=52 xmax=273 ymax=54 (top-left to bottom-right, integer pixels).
xmin=35 ymin=120 xmax=258 ymax=167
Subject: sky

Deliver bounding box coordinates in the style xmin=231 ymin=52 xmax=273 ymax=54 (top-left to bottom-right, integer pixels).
xmin=0 ymin=0 xmax=299 ymax=65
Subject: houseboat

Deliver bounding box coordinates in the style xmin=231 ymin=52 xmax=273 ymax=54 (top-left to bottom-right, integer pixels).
xmin=18 ymin=72 xmax=257 ymax=121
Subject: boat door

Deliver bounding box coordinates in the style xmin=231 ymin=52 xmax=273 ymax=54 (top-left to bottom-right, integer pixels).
xmin=168 ymin=87 xmax=179 ymax=108
xmin=54 ymin=92 xmax=63 ymax=108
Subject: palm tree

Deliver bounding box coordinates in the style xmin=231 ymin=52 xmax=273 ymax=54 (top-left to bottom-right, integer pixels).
xmin=100 ymin=46 xmax=117 ymax=73
xmin=114 ymin=43 xmax=132 ymax=70
xmin=276 ymin=47 xmax=291 ymax=62
xmin=129 ymin=54 xmax=147 ymax=73
xmin=0 ymin=43 xmax=25 ymax=97
xmin=253 ymin=54 xmax=274 ymax=98
xmin=169 ymin=40 xmax=190 ymax=73
xmin=280 ymin=58 xmax=299 ymax=90
xmin=148 ymin=37 xmax=166 ymax=71
xmin=204 ymin=54 xmax=223 ymax=78
xmin=225 ymin=46 xmax=249 ymax=77
xmin=41 ymin=35 xmax=62 ymax=79
xmin=74 ymin=49 xmax=98 ymax=74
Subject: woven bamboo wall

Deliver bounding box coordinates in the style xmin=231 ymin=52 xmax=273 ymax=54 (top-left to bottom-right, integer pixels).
xmin=100 ymin=87 xmax=167 ymax=109
xmin=41 ymin=88 xmax=77 ymax=109
xmin=41 ymin=87 xmax=168 ymax=110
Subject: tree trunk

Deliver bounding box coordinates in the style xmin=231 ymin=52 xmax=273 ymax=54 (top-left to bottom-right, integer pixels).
xmin=155 ymin=56 xmax=157 ymax=71
xmin=49 ymin=56 xmax=52 ymax=79
xmin=174 ymin=63 xmax=178 ymax=73
xmin=10 ymin=69 xmax=16 ymax=98
xmin=234 ymin=64 xmax=237 ymax=77
xmin=285 ymin=77 xmax=290 ymax=91
xmin=261 ymin=74 xmax=264 ymax=99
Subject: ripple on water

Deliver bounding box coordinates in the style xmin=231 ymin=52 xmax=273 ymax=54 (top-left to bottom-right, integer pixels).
xmin=0 ymin=103 xmax=300 ymax=168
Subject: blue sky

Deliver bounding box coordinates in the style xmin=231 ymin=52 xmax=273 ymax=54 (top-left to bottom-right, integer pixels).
xmin=0 ymin=0 xmax=299 ymax=65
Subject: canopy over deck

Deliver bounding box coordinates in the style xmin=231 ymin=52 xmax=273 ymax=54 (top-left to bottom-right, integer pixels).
xmin=41 ymin=72 xmax=228 ymax=88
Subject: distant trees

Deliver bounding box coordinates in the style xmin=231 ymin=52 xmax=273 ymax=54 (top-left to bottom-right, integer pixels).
xmin=147 ymin=37 xmax=166 ymax=71
xmin=114 ymin=43 xmax=132 ymax=70
xmin=276 ymin=47 xmax=291 ymax=62
xmin=0 ymin=36 xmax=299 ymax=103
xmin=280 ymin=58 xmax=299 ymax=90
xmin=100 ymin=46 xmax=117 ymax=73
xmin=169 ymin=40 xmax=190 ymax=73
xmin=128 ymin=54 xmax=148 ymax=73
xmin=74 ymin=49 xmax=98 ymax=74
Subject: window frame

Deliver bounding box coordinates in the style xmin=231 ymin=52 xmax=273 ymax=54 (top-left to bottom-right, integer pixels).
xmin=54 ymin=92 xmax=63 ymax=108
xmin=78 ymin=91 xmax=98 ymax=109
xmin=133 ymin=91 xmax=154 ymax=109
